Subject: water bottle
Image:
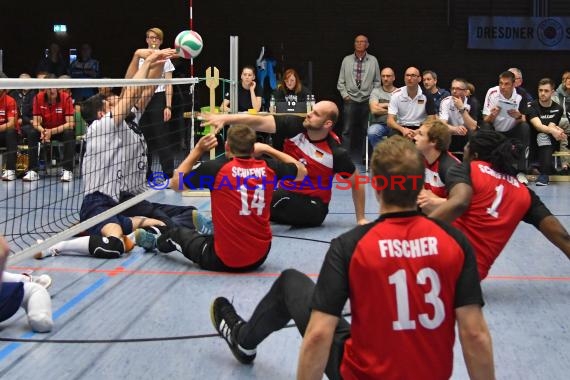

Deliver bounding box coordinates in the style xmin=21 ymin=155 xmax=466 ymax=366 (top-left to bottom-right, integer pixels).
xmin=269 ymin=95 xmax=276 ymax=114
xmin=310 ymin=94 xmax=316 ymax=109
xmin=306 ymin=94 xmax=312 ymax=113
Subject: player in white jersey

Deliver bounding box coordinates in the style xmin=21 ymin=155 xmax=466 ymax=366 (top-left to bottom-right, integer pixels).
xmin=36 ymin=48 xmax=178 ymax=260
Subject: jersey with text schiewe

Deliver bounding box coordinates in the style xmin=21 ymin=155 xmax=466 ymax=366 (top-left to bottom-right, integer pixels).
xmin=183 ymin=156 xmax=298 ymax=267
xmin=311 ymin=211 xmax=482 ymax=380
xmin=446 ymin=161 xmax=550 ymax=279
xmin=273 ymin=115 xmax=355 ymax=203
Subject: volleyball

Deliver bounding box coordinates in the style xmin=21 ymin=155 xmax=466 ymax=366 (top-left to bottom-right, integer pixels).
xmin=175 ymin=30 xmax=203 ymax=59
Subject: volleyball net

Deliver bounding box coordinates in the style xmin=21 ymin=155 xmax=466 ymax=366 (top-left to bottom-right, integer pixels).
xmin=0 ymin=76 xmax=229 ymax=260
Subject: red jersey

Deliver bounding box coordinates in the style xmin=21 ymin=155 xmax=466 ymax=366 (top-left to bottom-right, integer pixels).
xmin=274 ymin=116 xmax=355 ymax=203
xmin=184 ymin=156 xmax=299 ymax=268
xmin=424 ymin=151 xmax=460 ymax=198
xmin=312 ymin=212 xmax=482 ymax=380
xmin=447 ymin=161 xmax=532 ymax=279
xmin=32 ymin=91 xmax=74 ymax=129
xmin=0 ymin=93 xmax=17 ymax=126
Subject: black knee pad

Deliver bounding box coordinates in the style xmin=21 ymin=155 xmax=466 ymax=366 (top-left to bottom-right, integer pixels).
xmin=89 ymin=235 xmax=125 ymax=259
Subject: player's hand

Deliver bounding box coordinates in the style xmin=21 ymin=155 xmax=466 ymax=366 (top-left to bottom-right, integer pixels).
xmin=196 ymin=133 xmax=218 ymax=153
xmin=163 ymin=107 xmax=172 ymax=122
xmin=253 ymin=142 xmax=269 ymax=157
xmin=134 ymin=48 xmax=154 ymax=59
xmin=357 ymin=217 xmax=370 ymax=225
xmin=201 ymin=113 xmax=226 ymax=134
xmin=147 ymin=48 xmax=177 ymax=64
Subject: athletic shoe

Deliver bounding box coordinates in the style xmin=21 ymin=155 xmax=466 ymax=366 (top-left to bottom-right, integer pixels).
xmin=34 ymin=247 xmax=60 ymax=260
xmin=22 ymin=273 xmax=53 ymax=289
xmin=61 ymin=170 xmax=73 ymax=182
xmin=516 ymin=172 xmax=529 ymax=185
xmin=192 ymin=210 xmax=214 ymax=235
xmin=22 ymin=170 xmax=39 ymax=182
xmin=535 ymin=174 xmax=549 ymax=186
xmin=135 ymin=228 xmax=158 ymax=251
xmin=1 ymin=169 xmax=16 ymax=181
xmin=210 ymin=297 xmax=256 ymax=364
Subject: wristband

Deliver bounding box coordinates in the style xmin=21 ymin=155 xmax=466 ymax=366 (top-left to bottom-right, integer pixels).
xmin=165 ymin=106 xmax=172 ymax=110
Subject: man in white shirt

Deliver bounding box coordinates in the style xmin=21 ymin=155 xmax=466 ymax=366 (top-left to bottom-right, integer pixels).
xmin=439 ymin=78 xmax=478 ymax=154
xmin=387 ymin=67 xmax=436 ymax=139
xmin=482 ymin=70 xmax=530 ymax=180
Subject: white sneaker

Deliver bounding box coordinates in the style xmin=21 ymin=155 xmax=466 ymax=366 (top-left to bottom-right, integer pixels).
xmin=22 ymin=170 xmax=39 ymax=182
xmin=22 ymin=273 xmax=53 ymax=289
xmin=61 ymin=170 xmax=73 ymax=182
xmin=34 ymin=247 xmax=60 ymax=260
xmin=516 ymin=172 xmax=529 ymax=185
xmin=1 ymin=169 xmax=16 ymax=181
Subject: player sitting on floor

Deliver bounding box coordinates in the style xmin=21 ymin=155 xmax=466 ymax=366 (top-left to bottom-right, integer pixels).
xmin=135 ymin=124 xmax=307 ymax=272
xmin=36 ymin=48 xmax=177 ymax=260
xmin=430 ymin=129 xmax=570 ymax=280
xmin=1 ymin=236 xmax=53 ymax=332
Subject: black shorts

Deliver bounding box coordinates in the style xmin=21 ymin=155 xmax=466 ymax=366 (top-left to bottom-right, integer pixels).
xmin=80 ymin=192 xmax=134 ymax=235
xmin=0 ymin=282 xmax=24 ymax=322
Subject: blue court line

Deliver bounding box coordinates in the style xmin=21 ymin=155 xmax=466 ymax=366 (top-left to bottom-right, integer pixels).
xmin=0 ymin=252 xmax=143 ymax=362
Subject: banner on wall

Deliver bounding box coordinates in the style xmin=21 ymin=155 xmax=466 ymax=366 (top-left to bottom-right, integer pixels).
xmin=468 ymin=16 xmax=570 ymax=50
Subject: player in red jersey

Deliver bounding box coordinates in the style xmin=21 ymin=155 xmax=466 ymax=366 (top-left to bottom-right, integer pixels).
xmin=210 ymin=136 xmax=494 ymax=380
xmin=430 ymin=129 xmax=570 ymax=279
xmin=0 ymin=89 xmax=18 ymax=181
xmin=31 ymin=76 xmax=76 ymax=182
xmin=136 ymin=124 xmax=307 ymax=272
xmin=201 ymin=100 xmax=368 ymax=227
xmin=414 ymin=119 xmax=460 ymax=213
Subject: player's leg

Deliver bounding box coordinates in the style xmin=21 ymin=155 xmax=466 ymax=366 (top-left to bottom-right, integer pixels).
xmin=270 ymin=189 xmax=328 ymax=227
xmin=21 ymin=282 xmax=53 ymax=332
xmin=211 ymin=269 xmax=349 ymax=378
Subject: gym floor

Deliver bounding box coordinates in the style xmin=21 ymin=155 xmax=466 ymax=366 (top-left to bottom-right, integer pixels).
xmin=0 ymin=180 xmax=569 ymax=379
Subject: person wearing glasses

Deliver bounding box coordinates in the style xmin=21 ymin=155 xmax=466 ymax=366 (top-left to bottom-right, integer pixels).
xmin=139 ymin=27 xmax=176 ymax=178
xmin=438 ymin=78 xmax=479 ymax=154
xmin=337 ymin=35 xmax=380 ymax=165
xmin=387 ymin=67 xmax=436 ymax=140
